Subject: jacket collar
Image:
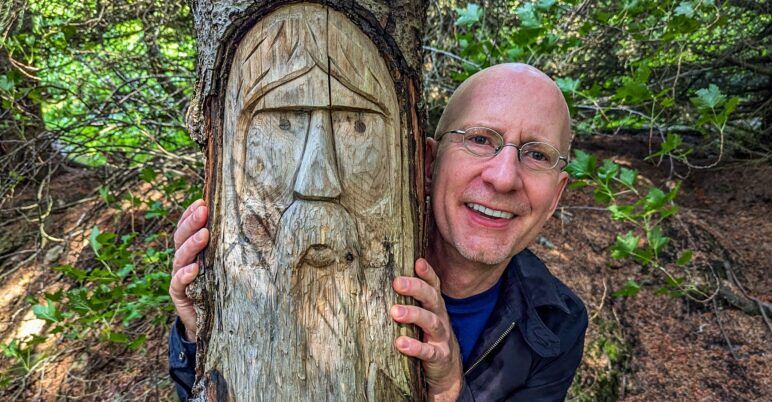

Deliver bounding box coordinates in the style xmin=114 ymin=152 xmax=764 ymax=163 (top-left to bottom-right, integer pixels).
xmin=506 ymin=249 xmax=568 ymax=358
xmin=463 ymin=248 xmax=570 ymax=364
xmin=512 ymin=249 xmax=570 ymax=314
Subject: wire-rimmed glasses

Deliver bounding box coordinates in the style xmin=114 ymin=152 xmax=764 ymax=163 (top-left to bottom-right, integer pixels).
xmin=436 ymin=127 xmax=568 ymax=171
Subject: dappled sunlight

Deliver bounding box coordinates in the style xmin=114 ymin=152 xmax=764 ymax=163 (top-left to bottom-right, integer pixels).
xmin=4 ymin=310 xmax=46 ymax=345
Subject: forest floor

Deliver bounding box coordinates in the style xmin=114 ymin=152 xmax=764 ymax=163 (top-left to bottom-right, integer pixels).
xmin=0 ymin=134 xmax=769 ymax=401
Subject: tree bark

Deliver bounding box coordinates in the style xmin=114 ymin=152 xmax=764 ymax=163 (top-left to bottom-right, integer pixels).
xmin=185 ymin=1 xmax=427 ymax=400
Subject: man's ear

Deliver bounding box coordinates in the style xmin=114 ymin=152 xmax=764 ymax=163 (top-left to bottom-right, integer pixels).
xmin=548 ymin=171 xmax=569 ymax=216
xmin=425 ymin=137 xmax=438 ymax=194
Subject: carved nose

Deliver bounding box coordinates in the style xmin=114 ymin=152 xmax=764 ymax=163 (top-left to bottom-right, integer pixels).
xmin=294 ymin=110 xmax=342 ymax=199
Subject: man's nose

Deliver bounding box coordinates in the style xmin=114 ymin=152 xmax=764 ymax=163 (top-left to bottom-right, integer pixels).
xmin=294 ymin=110 xmax=342 ymax=199
xmin=479 ymin=146 xmax=524 ymax=192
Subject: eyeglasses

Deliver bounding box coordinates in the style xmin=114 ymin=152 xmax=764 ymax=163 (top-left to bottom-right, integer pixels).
xmin=436 ymin=127 xmax=568 ymax=171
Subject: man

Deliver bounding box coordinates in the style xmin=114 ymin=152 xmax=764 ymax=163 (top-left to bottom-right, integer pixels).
xmin=169 ymin=63 xmax=588 ymax=401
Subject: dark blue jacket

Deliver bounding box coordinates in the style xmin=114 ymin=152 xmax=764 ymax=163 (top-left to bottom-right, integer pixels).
xmin=168 ymin=249 xmax=587 ymax=401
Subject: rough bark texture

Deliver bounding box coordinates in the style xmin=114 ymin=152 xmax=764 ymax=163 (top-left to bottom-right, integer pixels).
xmin=185 ymin=1 xmax=426 ymax=400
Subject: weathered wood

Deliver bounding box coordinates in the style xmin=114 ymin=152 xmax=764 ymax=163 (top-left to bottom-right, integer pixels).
xmin=185 ymin=1 xmax=427 ymax=400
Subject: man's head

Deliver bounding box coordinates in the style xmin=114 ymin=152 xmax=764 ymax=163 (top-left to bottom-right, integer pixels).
xmin=426 ymin=63 xmax=571 ymax=266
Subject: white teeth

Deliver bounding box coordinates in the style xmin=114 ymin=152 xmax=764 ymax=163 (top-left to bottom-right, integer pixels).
xmin=466 ymin=203 xmax=514 ymax=219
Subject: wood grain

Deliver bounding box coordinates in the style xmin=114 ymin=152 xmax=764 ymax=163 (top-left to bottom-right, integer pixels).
xmin=191 ymin=3 xmax=421 ymax=400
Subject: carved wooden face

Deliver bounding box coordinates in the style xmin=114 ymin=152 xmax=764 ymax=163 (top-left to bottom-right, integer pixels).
xmin=207 ymin=5 xmax=414 ymax=398
xmin=221 ymin=4 xmax=401 ymax=276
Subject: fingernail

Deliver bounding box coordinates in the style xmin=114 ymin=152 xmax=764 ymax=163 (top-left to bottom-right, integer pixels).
xmin=398 ymin=278 xmax=408 ymax=290
xmin=396 ymin=338 xmax=408 ymax=349
xmin=195 ymin=230 xmax=205 ymax=241
xmin=391 ymin=306 xmax=405 ymax=318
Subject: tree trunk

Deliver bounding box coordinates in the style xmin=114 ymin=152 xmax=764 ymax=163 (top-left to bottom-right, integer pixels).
xmin=185 ymin=1 xmax=427 ymax=400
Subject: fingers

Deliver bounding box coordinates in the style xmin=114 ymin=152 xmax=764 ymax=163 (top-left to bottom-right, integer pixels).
xmin=170 ymin=263 xmax=199 ymax=341
xmin=393 ymin=275 xmax=442 ymax=312
xmin=394 ymin=336 xmax=447 ymax=362
xmin=390 ymin=305 xmax=448 ymax=340
xmin=174 ymin=203 xmax=208 ymax=249
xmin=178 ymin=199 xmax=204 ymax=227
xmin=173 ymin=228 xmax=209 ymax=274
xmin=415 ymin=258 xmax=441 ymax=290
xmin=170 ymin=263 xmax=199 ymax=303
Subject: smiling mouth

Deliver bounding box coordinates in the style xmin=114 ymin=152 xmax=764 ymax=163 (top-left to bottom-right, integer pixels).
xmin=466 ymin=203 xmax=515 ymax=219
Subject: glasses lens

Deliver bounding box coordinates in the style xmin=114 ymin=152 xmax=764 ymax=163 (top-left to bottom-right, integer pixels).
xmin=520 ymin=142 xmax=560 ymax=170
xmin=462 ymin=127 xmax=500 ymax=157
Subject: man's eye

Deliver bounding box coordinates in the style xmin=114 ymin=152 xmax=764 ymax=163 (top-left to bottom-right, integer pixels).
xmin=526 ymin=150 xmax=547 ymax=161
xmin=470 ymin=135 xmax=491 ymax=145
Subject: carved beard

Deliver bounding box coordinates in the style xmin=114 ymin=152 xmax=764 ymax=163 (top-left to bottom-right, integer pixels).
xmin=273 ymin=200 xmax=361 ymax=270
xmin=271 ymin=200 xmax=365 ymax=397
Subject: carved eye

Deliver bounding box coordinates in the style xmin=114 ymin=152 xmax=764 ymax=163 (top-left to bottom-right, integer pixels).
xmin=279 ymin=117 xmax=291 ymax=130
xmin=355 ymin=119 xmax=366 ymax=133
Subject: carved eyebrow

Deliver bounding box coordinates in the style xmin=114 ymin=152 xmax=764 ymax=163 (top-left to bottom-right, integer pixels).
xmin=256 ymin=105 xmax=384 ymax=115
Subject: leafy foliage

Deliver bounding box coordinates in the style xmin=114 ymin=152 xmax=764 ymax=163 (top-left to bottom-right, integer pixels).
xmin=426 ymin=1 xmax=769 ymax=163
xmin=566 ymin=149 xmax=705 ymax=298
xmin=0 ymin=0 xmax=200 ymax=393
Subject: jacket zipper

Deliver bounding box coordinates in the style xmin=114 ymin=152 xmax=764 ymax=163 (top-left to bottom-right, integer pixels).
xmin=464 ymin=321 xmax=517 ymax=376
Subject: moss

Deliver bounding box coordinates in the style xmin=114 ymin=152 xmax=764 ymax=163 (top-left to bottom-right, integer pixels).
xmin=568 ymin=317 xmax=631 ymax=402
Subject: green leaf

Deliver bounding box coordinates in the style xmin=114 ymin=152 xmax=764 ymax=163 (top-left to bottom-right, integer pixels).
xmin=646 ymin=227 xmax=669 ymax=254
xmin=537 ymin=0 xmax=556 ymax=10
xmin=566 ymin=149 xmax=596 ymax=179
xmin=598 ymin=159 xmax=620 ymax=181
xmin=593 ymin=187 xmax=614 ymax=204
xmin=33 ymin=300 xmax=61 ymax=323
xmin=619 ymin=167 xmax=637 ymax=188
xmin=504 ymin=45 xmax=524 ymax=61
xmin=676 ymin=250 xmax=693 ymax=266
xmin=516 ymin=3 xmax=541 ymax=29
xmin=98 ymin=186 xmax=115 ymax=204
xmin=105 ymin=331 xmax=129 ymax=343
xmin=613 ymin=280 xmax=641 ymax=297
xmin=139 ymin=167 xmax=157 ymax=183
xmin=556 ymin=77 xmax=580 ymax=94
xmin=614 ymin=66 xmax=652 ymax=104
xmin=608 ymin=204 xmax=634 ymax=221
xmin=0 ymin=75 xmax=14 ymax=91
xmin=611 ymin=232 xmax=639 ymax=259
xmin=89 ymin=226 xmax=102 ymax=254
xmin=715 ymin=96 xmax=740 ymax=126
xmin=674 ymin=1 xmax=695 ymax=18
xmin=691 ymin=84 xmax=726 ymax=110
xmin=643 ymin=187 xmax=667 ymax=212
xmin=128 ymin=335 xmax=147 ymax=350
xmin=455 ymin=4 xmax=483 ymax=27
xmin=54 ymin=265 xmax=88 ymax=281
xmin=117 ymin=264 xmax=135 ymax=278
xmin=659 ymin=205 xmax=679 ymax=219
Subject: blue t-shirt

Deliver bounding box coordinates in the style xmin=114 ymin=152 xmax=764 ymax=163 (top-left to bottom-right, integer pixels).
xmin=444 ymin=278 xmax=503 ymax=365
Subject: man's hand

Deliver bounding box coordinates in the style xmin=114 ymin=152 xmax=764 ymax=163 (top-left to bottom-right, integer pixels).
xmin=391 ymin=258 xmax=463 ymax=401
xmin=170 ymin=199 xmax=209 ymax=342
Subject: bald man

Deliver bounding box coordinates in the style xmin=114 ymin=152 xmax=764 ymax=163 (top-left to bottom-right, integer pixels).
xmin=169 ymin=64 xmax=587 ymax=401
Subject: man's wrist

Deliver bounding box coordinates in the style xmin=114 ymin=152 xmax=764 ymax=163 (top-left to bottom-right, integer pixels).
xmin=184 ymin=328 xmax=196 ymax=343
xmin=427 ymin=378 xmax=462 ymax=401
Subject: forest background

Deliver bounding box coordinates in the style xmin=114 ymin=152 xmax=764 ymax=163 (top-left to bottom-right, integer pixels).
xmin=0 ymin=0 xmax=769 ymax=400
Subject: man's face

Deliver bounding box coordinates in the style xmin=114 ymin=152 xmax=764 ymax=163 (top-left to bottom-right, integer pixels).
xmin=427 ymin=67 xmax=570 ymax=266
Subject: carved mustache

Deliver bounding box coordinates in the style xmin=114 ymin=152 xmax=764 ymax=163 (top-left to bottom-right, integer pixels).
xmin=273 ymin=200 xmax=361 ymax=269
